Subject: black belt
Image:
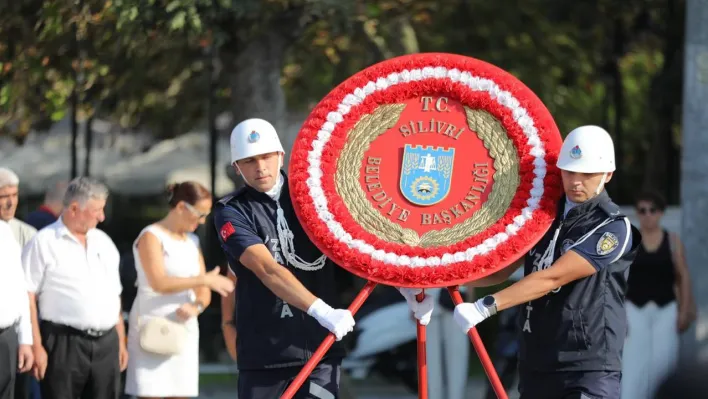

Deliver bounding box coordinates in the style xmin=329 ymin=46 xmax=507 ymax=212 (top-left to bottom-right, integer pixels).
xmin=0 ymin=321 xmax=18 ymax=335
xmin=41 ymin=321 xmax=113 ymax=339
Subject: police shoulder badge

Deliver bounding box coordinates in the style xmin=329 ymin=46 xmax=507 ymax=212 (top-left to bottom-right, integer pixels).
xmin=596 ymin=231 xmax=619 ymax=255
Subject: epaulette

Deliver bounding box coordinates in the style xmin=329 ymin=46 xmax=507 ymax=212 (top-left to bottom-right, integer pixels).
xmin=217 ymin=186 xmax=247 ymax=206
xmin=597 ymin=200 xmax=623 ymax=218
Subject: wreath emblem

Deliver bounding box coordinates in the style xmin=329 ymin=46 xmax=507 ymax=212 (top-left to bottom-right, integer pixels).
xmin=289 ymin=53 xmax=563 ymax=287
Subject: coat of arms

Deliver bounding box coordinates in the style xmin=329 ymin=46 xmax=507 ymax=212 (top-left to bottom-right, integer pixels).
xmin=400 ymin=144 xmax=455 ymax=206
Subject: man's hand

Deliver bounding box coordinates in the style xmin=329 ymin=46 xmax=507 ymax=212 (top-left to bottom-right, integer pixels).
xmin=453 ymin=298 xmax=494 ymax=333
xmin=32 ymin=345 xmax=48 ymax=380
xmin=307 ymin=299 xmax=355 ymax=341
xmin=222 ymin=323 xmax=237 ymax=361
xmin=176 ymin=303 xmax=201 ymax=321
xmin=119 ymin=342 xmax=129 ymax=371
xmin=18 ymin=344 xmax=34 ymax=373
xmin=397 ymin=288 xmax=435 ymax=326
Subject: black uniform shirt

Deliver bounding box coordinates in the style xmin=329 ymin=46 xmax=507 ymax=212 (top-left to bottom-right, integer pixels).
xmin=213 ymin=171 xmax=345 ymax=370
xmin=518 ymin=190 xmax=641 ymax=373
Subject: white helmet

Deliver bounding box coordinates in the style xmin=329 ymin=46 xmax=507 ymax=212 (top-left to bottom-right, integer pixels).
xmin=556 ymin=125 xmax=615 ymax=173
xmin=230 ymin=118 xmax=285 ymax=163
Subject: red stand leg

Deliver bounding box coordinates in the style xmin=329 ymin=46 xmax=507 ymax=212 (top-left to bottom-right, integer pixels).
xmin=280 ymin=281 xmax=378 ymax=399
xmin=415 ymin=291 xmax=428 ymax=399
xmin=447 ymin=286 xmax=509 ymax=399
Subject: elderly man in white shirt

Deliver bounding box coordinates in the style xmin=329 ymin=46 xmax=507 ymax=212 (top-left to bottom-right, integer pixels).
xmin=22 ymin=177 xmax=127 ymax=399
xmin=0 ymin=168 xmax=37 ymax=247
xmin=0 ymin=221 xmax=34 ymax=399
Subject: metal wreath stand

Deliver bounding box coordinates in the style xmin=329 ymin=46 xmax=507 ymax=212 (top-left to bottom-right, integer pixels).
xmin=282 ymin=53 xmax=564 ymax=399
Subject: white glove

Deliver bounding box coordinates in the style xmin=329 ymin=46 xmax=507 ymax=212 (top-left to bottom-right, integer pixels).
xmin=307 ymin=299 xmax=355 ymax=341
xmin=453 ymin=298 xmax=494 ymax=333
xmin=398 ymin=288 xmax=435 ymax=326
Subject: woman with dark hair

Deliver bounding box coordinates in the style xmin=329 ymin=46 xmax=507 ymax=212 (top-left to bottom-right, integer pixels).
xmin=125 ymin=181 xmax=235 ymax=399
xmin=621 ymin=190 xmax=697 ymax=399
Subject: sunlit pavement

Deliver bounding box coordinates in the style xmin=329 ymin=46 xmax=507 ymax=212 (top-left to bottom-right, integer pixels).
xmin=197 ymin=377 xmax=522 ymax=399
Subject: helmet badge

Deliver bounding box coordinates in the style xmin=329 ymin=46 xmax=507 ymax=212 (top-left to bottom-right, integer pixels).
xmin=570 ymin=145 xmax=582 ymax=159
xmin=248 ymin=130 xmax=260 ymax=143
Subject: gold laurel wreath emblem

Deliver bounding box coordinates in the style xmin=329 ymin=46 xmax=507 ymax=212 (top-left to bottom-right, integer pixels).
xmin=335 ymin=103 xmax=520 ymax=248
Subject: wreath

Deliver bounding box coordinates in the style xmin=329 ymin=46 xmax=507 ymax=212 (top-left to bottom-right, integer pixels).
xmin=289 ymin=53 xmax=563 ymax=287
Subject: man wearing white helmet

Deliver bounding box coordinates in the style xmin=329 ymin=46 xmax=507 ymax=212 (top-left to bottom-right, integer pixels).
xmin=214 ymin=118 xmax=433 ymax=398
xmin=452 ymin=126 xmax=641 ymax=398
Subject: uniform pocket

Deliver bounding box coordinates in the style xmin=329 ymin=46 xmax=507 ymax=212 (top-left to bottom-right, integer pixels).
xmin=559 ymin=309 xmax=590 ymax=352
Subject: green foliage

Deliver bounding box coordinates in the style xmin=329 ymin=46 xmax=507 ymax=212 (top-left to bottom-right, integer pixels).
xmin=0 ymin=0 xmax=684 ymax=201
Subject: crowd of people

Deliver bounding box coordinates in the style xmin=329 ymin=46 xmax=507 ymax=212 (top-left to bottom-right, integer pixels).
xmin=0 ymin=117 xmax=700 ymax=399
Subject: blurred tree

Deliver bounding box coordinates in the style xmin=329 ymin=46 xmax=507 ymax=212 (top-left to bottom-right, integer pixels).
xmin=0 ymin=0 xmax=687 ymax=203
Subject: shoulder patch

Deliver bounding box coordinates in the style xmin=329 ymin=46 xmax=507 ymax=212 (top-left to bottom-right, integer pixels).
xmin=220 ymin=222 xmax=236 ymax=241
xmin=596 ymin=232 xmax=619 ymax=255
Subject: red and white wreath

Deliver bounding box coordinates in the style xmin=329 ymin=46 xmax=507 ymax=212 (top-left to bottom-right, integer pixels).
xmin=289 ymin=53 xmax=563 ymax=287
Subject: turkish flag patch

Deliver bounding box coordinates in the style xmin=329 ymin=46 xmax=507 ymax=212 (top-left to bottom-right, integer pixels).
xmin=220 ymin=222 xmax=236 ymax=241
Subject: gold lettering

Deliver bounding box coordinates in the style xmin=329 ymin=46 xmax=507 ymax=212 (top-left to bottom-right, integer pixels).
xmin=436 ymin=120 xmax=448 ymax=133
xmin=416 ymin=120 xmax=429 ymax=133
xmin=421 ymin=96 xmax=434 ymax=111
xmin=435 ymin=97 xmax=449 ymax=112
xmin=432 ymin=214 xmax=443 ymax=225
xmin=421 ymin=213 xmax=432 ymax=225
xmin=366 ymin=182 xmax=382 ymax=191
xmin=372 ymin=191 xmax=387 ymax=202
xmin=399 ymin=124 xmax=411 ymax=137
xmin=367 ymin=157 xmax=381 ymax=165
xmin=450 ymin=204 xmax=464 ymax=218
xmin=365 ymin=165 xmax=380 ymax=174
xmin=409 ymin=120 xmax=417 ymax=134
xmin=474 ymin=168 xmax=490 ymax=178
xmin=465 ymin=192 xmax=481 ymax=203
xmin=443 ymin=123 xmax=457 ymax=138
xmin=474 ymin=163 xmax=489 ymax=168
xmin=474 ymin=176 xmax=489 ymax=183
xmin=377 ymin=197 xmax=392 ymax=208
xmin=398 ymin=209 xmax=410 ymax=222
xmin=365 ymin=175 xmax=378 ymax=183
xmin=453 ymin=127 xmax=464 ymax=139
xmin=440 ymin=210 xmax=452 ymax=224
xmin=461 ymin=200 xmax=474 ymax=212
xmin=472 ymin=184 xmax=487 ymax=193
xmin=387 ymin=202 xmax=400 ymax=216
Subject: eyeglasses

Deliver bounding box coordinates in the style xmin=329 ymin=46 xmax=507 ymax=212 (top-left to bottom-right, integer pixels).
xmin=184 ymin=203 xmax=209 ymax=219
xmin=637 ymin=207 xmax=658 ymax=215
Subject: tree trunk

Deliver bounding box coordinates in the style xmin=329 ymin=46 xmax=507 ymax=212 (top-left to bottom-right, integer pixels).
xmin=84 ymin=115 xmax=93 ymax=176
xmin=227 ymin=31 xmax=290 ymax=152
xmin=680 ymin=0 xmax=708 ymax=363
xmin=70 ymin=90 xmax=79 ymax=179
xmin=642 ymin=0 xmax=684 ymax=203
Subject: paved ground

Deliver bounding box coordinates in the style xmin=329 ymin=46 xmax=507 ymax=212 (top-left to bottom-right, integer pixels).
xmin=197 ymin=376 xmax=521 ymax=399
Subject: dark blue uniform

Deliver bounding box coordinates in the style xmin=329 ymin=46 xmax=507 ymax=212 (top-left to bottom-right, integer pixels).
xmin=214 ymin=172 xmax=345 ymax=399
xmin=517 ymin=191 xmax=641 ymax=399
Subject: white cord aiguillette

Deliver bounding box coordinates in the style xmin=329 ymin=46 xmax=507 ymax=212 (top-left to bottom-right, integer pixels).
xmin=276 ymin=204 xmax=327 ymax=271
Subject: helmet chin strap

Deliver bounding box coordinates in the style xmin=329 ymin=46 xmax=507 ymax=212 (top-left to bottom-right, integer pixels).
xmin=594 ymin=172 xmax=607 ymax=195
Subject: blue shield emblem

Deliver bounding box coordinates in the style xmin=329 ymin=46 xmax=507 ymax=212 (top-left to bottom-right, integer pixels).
xmin=400 ymin=144 xmax=455 ymax=206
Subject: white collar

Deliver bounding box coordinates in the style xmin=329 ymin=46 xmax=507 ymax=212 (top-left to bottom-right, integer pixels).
xmin=265 ymin=173 xmax=284 ymax=201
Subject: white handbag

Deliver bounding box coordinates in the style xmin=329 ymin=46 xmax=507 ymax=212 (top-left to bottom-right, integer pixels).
xmin=138 ymin=316 xmax=188 ymax=356
xmin=135 ymin=291 xmax=189 ymax=356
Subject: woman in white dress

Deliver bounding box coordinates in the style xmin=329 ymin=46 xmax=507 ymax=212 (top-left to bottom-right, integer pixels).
xmin=125 ymin=181 xmax=235 ymax=399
